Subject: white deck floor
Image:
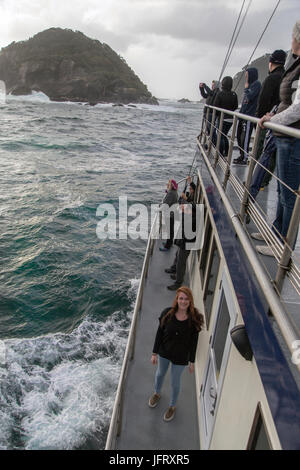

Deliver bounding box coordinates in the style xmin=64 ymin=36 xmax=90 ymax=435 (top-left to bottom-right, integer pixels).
xmin=116 ymin=241 xmax=200 ymax=450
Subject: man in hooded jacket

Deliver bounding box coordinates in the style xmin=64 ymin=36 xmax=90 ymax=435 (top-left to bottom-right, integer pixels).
xmin=234 ymin=67 xmax=261 ymax=164
xmin=213 ymin=76 xmax=238 ymax=157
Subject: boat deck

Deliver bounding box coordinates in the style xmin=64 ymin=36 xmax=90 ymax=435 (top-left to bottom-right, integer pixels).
xmin=113 ymin=149 xmax=300 ymax=450
xmin=116 ymin=241 xmax=200 ymax=450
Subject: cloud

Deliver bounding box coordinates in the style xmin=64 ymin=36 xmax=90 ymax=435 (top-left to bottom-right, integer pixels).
xmin=0 ymin=0 xmax=299 ymax=99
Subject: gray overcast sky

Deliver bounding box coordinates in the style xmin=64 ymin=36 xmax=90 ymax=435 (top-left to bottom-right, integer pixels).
xmin=0 ymin=0 xmax=299 ymax=100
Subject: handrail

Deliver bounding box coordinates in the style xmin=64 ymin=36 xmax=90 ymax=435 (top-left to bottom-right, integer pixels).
xmin=201 ymin=105 xmax=300 ymax=288
xmin=105 ymin=211 xmax=159 ymax=450
xmin=197 ymin=138 xmax=300 ymax=373
xmin=205 ymin=104 xmax=300 ymax=140
xmin=198 ymin=104 xmax=300 ymax=371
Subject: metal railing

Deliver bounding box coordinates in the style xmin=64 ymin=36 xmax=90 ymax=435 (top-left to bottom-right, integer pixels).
xmin=198 ymin=104 xmax=300 ymax=370
xmin=200 ymin=105 xmax=300 ymax=293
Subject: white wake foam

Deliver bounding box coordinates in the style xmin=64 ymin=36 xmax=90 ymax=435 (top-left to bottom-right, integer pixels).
xmin=7 ymin=91 xmax=51 ymax=103
xmin=0 ymin=279 xmax=140 ymax=449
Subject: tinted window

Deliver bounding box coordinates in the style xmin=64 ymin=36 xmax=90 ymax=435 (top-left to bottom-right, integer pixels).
xmin=212 ymin=292 xmax=230 ymax=379
xmin=203 ymin=240 xmax=220 ymax=326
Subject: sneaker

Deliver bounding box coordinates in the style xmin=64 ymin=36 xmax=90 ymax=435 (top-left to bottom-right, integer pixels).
xmin=148 ymin=393 xmax=161 ymax=408
xmin=163 ymin=406 xmax=176 ymax=422
xmin=256 ymin=245 xmax=275 ymax=257
xmin=159 ymin=246 xmax=169 ymax=252
xmin=233 ymin=156 xmax=248 ymax=165
xmin=167 ymin=283 xmax=181 ymax=291
xmin=165 ymin=268 xmax=176 ymax=274
xmin=233 ymin=156 xmax=243 ymax=164
xmin=251 ymin=232 xmax=265 ymax=241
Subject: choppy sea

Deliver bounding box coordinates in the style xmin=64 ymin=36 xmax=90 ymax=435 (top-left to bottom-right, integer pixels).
xmin=0 ymin=91 xmax=202 ymax=449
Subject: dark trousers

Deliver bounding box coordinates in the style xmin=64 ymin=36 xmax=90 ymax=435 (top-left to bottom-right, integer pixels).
xmin=171 ymin=247 xmax=190 ymax=284
xmin=164 ymin=213 xmax=175 ymax=249
xmin=237 ymin=119 xmax=254 ymax=161
xmin=212 ymin=120 xmax=232 ymax=157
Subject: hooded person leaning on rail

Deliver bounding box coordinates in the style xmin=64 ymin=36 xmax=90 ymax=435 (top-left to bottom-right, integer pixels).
xmin=212 ymin=76 xmax=238 ymax=157
xmin=234 ymin=67 xmax=261 ymax=165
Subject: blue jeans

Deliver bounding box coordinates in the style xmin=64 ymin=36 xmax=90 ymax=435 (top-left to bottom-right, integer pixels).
xmin=154 ymin=355 xmax=186 ymax=407
xmin=273 ymin=137 xmax=300 ymax=242
xmin=250 ymin=131 xmax=276 ymax=200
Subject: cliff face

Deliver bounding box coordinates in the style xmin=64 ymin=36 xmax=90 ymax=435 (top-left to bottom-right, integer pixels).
xmin=0 ymin=28 xmax=158 ymax=105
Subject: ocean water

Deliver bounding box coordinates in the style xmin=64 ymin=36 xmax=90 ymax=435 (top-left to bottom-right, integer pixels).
xmin=0 ymin=92 xmax=202 ymax=449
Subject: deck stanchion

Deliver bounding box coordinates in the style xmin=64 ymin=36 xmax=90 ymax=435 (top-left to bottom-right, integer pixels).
xmin=240 ymin=124 xmax=261 ymax=222
xmin=208 ymin=108 xmax=216 ymax=157
xmin=199 ymin=106 xmax=206 ymax=143
xmin=202 ymin=106 xmax=210 ymax=146
xmin=274 ymin=186 xmax=300 ymax=293
xmin=223 ymin=115 xmax=238 ymax=191
xmin=214 ymin=111 xmax=224 ymax=169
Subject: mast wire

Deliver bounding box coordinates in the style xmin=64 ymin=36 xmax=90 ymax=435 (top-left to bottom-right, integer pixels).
xmin=218 ymin=0 xmax=249 ymax=84
xmin=233 ymin=0 xmax=282 ymax=92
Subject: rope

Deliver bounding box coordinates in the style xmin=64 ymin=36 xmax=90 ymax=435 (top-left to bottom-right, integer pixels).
xmin=218 ymin=0 xmax=246 ymax=84
xmin=219 ymin=0 xmax=253 ymax=84
xmin=234 ymin=0 xmax=282 ymax=92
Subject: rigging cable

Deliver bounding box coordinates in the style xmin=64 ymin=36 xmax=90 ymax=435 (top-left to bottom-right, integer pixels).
xmin=221 ymin=0 xmax=252 ymax=79
xmin=218 ymin=0 xmax=250 ymax=84
xmin=234 ymin=0 xmax=282 ymax=92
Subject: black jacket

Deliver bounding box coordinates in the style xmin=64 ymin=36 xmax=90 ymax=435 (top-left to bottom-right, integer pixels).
xmin=153 ymin=308 xmax=199 ymax=365
xmin=199 ymin=83 xmax=219 ymax=106
xmin=256 ymin=65 xmax=285 ymax=118
xmin=213 ymin=76 xmax=238 ymax=119
xmin=174 ymin=203 xmax=197 ymax=250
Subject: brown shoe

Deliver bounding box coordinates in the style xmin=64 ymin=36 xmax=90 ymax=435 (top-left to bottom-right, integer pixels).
xmin=148 ymin=393 xmax=160 ymax=408
xmin=163 ymin=406 xmax=176 ymax=421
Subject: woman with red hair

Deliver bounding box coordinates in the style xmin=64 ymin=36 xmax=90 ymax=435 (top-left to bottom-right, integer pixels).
xmin=149 ymin=286 xmax=204 ymax=422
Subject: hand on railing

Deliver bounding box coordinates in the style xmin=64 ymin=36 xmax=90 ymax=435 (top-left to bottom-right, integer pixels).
xmin=259 ymin=112 xmax=274 ymax=128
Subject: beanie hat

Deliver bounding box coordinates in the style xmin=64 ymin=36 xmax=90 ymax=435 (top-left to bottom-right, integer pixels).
xmin=293 ymin=20 xmax=300 ymax=43
xmin=269 ymin=49 xmax=287 ymax=65
xmin=171 ymin=179 xmax=178 ymax=190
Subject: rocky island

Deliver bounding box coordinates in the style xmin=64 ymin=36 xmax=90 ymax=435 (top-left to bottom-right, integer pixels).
xmin=0 ymin=28 xmax=158 ymax=105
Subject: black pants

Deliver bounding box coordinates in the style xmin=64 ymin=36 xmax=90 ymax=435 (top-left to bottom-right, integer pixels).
xmin=170 ymin=247 xmax=190 ymax=284
xmin=237 ymin=119 xmax=254 ymax=160
xmin=164 ymin=213 xmax=175 ymax=249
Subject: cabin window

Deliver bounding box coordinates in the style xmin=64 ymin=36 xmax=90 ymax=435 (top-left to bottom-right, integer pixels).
xmin=199 ymin=213 xmax=212 ymax=279
xmin=197 ymin=204 xmax=207 ymax=261
xmin=203 ymin=239 xmax=220 ymax=326
xmin=247 ymin=405 xmax=272 ymax=450
xmin=212 ymin=291 xmax=230 ymax=379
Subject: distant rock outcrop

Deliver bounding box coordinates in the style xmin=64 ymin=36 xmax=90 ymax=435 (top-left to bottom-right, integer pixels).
xmin=178 ymin=98 xmax=191 ymax=103
xmin=0 ymin=28 xmax=158 ymax=105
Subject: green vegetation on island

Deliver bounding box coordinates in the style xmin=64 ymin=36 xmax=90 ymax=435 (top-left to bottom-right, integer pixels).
xmin=0 ymin=28 xmax=158 ymax=105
